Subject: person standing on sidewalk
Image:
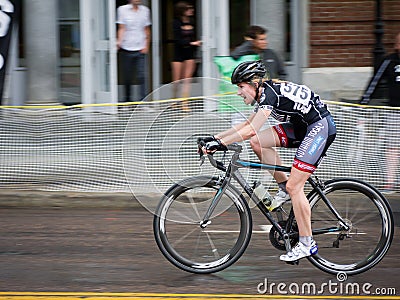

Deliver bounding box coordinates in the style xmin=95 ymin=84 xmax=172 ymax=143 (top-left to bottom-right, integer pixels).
xmin=171 ymin=1 xmax=201 ymax=112
xmin=117 ymin=0 xmax=151 ymax=102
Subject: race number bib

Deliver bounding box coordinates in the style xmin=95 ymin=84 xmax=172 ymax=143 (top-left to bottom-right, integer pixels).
xmin=280 ymin=82 xmax=312 ymax=105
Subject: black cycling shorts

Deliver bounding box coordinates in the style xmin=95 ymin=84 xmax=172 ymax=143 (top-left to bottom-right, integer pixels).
xmin=273 ymin=115 xmax=337 ymax=173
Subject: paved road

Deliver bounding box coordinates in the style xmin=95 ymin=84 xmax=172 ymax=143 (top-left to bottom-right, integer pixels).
xmin=0 ymin=207 xmax=399 ymax=297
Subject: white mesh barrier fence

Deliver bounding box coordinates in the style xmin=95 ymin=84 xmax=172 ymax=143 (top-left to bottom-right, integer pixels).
xmin=0 ymin=85 xmax=399 ymax=198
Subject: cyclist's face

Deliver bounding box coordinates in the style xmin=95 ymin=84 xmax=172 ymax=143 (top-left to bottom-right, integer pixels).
xmin=237 ymin=82 xmax=256 ymax=105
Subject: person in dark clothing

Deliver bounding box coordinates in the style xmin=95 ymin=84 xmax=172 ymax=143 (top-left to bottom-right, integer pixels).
xmin=362 ymin=32 xmax=400 ymax=107
xmin=231 ymin=25 xmax=286 ymax=79
xmin=382 ymin=32 xmax=400 ymax=194
xmin=171 ymin=1 xmax=201 ymax=111
xmin=383 ymin=33 xmax=400 ymax=108
xmin=361 ymin=32 xmax=400 ymax=194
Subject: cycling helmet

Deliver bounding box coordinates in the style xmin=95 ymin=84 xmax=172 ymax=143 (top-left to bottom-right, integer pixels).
xmin=231 ymin=60 xmax=267 ymax=84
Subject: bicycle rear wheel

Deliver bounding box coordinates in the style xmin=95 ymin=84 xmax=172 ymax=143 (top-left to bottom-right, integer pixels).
xmin=153 ymin=176 xmax=252 ymax=274
xmin=307 ymin=178 xmax=394 ymax=275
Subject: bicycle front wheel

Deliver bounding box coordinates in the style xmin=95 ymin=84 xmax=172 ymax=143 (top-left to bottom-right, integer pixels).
xmin=153 ymin=176 xmax=252 ymax=274
xmin=307 ymin=178 xmax=394 ymax=275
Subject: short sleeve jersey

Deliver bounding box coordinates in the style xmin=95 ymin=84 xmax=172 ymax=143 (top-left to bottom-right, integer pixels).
xmin=254 ymin=80 xmax=330 ymax=126
xmin=383 ymin=52 xmax=400 ymax=106
xmin=117 ymin=4 xmax=151 ymax=51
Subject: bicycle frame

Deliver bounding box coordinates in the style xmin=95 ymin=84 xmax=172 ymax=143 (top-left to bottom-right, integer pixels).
xmin=201 ymin=144 xmax=350 ymax=253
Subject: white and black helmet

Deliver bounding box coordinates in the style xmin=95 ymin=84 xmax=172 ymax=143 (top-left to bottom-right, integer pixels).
xmin=231 ymin=60 xmax=267 ymax=84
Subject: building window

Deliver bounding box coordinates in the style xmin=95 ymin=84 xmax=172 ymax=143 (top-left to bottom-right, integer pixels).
xmin=229 ymin=0 xmax=250 ymax=51
xmin=285 ymin=0 xmax=292 ymax=61
xmin=58 ymin=0 xmax=81 ymax=105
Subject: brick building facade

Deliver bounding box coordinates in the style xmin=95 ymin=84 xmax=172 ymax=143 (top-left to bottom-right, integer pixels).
xmin=309 ymin=0 xmax=400 ymax=68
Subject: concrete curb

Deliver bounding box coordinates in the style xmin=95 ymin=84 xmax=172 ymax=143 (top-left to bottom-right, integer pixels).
xmin=0 ymin=189 xmax=158 ymax=209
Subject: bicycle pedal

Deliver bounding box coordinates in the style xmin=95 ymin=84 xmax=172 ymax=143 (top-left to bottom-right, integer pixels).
xmin=286 ymin=260 xmax=299 ymax=265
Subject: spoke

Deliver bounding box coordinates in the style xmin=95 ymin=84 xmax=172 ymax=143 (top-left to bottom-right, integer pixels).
xmin=312 ymin=198 xmax=337 ymax=224
xmin=186 ymin=190 xmax=202 ymax=221
xmin=204 ymin=230 xmax=220 ymax=259
xmin=194 ymin=227 xmax=203 ymax=259
xmin=352 ymin=211 xmax=380 ymax=226
xmin=170 ymin=204 xmax=199 ymax=223
xmin=170 ymin=225 xmax=199 ymax=248
xmin=340 ymin=194 xmax=381 ymax=227
xmin=343 ymin=190 xmax=373 ymax=221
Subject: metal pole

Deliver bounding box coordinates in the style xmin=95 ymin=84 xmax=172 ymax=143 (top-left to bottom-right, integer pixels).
xmin=151 ymin=0 xmax=160 ymax=93
xmin=373 ymin=0 xmax=385 ymax=72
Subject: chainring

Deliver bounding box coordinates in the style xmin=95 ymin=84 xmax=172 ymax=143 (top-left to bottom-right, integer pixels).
xmin=269 ymin=221 xmax=299 ymax=251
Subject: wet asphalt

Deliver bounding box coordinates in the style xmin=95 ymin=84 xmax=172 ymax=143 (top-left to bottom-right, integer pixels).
xmin=0 ymin=205 xmax=399 ymax=296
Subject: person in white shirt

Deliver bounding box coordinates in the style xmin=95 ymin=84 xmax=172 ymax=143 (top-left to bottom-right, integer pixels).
xmin=117 ymin=0 xmax=151 ymax=102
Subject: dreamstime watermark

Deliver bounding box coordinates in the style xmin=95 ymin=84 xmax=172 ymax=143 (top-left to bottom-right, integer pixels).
xmin=257 ymin=272 xmax=397 ymax=296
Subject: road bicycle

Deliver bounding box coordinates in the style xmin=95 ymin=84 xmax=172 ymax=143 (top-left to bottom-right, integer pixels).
xmin=153 ymin=142 xmax=394 ymax=275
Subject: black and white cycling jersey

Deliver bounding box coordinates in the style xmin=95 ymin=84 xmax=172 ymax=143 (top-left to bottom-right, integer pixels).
xmin=253 ymin=80 xmax=336 ymax=173
xmin=254 ymin=80 xmax=330 ymax=126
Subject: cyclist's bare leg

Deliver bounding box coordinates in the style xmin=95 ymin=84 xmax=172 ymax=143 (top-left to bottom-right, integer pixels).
xmin=286 ymin=167 xmax=312 ymax=237
xmin=250 ymin=127 xmax=288 ymax=184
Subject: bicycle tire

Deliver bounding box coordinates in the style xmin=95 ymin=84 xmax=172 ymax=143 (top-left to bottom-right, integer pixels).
xmin=305 ymin=178 xmax=394 ymax=275
xmin=153 ymin=176 xmax=252 ymax=274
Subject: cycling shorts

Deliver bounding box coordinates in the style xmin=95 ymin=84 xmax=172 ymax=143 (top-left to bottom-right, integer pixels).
xmin=273 ymin=115 xmax=336 ymax=173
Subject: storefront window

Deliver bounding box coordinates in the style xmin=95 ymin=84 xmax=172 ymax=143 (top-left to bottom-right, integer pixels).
xmin=229 ymin=0 xmax=250 ymax=51
xmin=285 ymin=0 xmax=292 ymax=61
xmin=58 ymin=0 xmax=81 ymax=105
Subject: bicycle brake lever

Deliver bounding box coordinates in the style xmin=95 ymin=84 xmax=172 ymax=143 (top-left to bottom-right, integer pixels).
xmin=197 ymin=141 xmax=205 ymax=166
xmin=199 ymin=155 xmax=205 ymax=166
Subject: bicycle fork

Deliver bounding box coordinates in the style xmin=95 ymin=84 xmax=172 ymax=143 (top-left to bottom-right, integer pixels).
xmin=200 ymin=166 xmax=232 ymax=229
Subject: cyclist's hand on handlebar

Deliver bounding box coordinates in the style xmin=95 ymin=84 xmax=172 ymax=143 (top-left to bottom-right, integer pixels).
xmin=197 ymin=136 xmax=210 ymax=156
xmin=205 ymin=139 xmax=227 ymax=153
xmin=203 ymin=139 xmax=228 ymax=154
xmin=197 ymin=136 xmax=227 ymax=154
xmin=197 ymin=136 xmax=215 ymax=145
xmin=197 ymin=136 xmax=214 ymax=151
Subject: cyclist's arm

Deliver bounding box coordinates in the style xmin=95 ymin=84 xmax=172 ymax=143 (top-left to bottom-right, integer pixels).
xmin=217 ymin=109 xmax=271 ymax=145
xmin=215 ymin=113 xmax=256 ymax=140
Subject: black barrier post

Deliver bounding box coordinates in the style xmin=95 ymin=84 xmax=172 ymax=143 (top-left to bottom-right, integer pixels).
xmin=361 ymin=0 xmax=387 ymax=104
xmin=373 ymin=0 xmax=385 ymax=71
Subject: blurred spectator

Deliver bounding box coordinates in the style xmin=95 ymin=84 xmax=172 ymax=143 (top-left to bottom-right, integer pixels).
xmin=171 ymin=1 xmax=201 ymax=112
xmin=363 ymin=32 xmax=400 ymax=193
xmin=117 ymin=0 xmax=151 ymax=102
xmin=382 ymin=32 xmax=400 ymax=194
xmin=231 ymin=25 xmax=286 ymax=79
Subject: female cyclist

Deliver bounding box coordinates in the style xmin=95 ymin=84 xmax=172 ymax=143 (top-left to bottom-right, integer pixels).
xmin=201 ymin=60 xmax=336 ymax=262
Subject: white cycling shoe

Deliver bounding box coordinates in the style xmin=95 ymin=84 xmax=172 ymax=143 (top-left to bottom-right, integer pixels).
xmin=267 ymin=188 xmax=291 ymax=211
xmin=280 ymin=241 xmax=318 ymax=262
